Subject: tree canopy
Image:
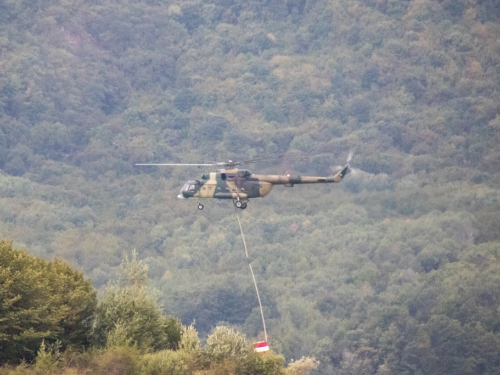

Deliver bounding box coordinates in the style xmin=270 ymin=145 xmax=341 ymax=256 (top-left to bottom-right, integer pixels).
xmin=0 ymin=241 xmax=96 ymax=364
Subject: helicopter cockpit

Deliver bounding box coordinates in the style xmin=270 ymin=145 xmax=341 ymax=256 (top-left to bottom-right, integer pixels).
xmin=182 ymin=183 xmax=196 ymax=192
xmin=179 ymin=181 xmax=199 ymax=198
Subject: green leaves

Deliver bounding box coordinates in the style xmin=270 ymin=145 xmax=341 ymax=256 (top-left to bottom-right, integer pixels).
xmin=204 ymin=326 xmax=248 ymax=363
xmin=0 ymin=241 xmax=96 ymax=364
xmin=93 ymin=251 xmax=182 ymax=351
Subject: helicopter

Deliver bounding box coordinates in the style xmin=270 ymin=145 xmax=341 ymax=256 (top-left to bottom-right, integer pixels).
xmin=136 ymin=154 xmax=351 ymax=210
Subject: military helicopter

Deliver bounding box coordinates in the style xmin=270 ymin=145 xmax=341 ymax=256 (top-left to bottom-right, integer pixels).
xmin=136 ymin=154 xmax=351 ymax=210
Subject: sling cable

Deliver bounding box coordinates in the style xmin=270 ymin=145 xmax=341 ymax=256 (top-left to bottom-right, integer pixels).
xmin=235 ymin=213 xmax=269 ymax=353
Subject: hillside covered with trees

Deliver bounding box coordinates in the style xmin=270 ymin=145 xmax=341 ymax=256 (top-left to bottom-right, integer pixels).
xmin=1 ymin=0 xmax=500 ymax=373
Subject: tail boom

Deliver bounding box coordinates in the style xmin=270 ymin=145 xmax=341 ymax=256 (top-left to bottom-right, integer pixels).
xmin=254 ymin=164 xmax=349 ymax=186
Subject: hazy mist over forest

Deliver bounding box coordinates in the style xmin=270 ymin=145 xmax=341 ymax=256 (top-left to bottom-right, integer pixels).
xmin=1 ymin=0 xmax=500 ymax=373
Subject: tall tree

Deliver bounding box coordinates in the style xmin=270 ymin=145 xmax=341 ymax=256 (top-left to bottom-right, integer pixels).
xmin=0 ymin=241 xmax=96 ymax=364
xmin=93 ymin=250 xmax=182 ymax=351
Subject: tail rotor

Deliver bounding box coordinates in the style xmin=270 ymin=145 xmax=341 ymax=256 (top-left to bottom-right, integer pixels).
xmin=330 ymin=151 xmax=354 ymax=176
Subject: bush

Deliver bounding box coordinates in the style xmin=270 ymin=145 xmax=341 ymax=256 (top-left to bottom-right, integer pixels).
xmin=90 ymin=346 xmax=141 ymax=375
xmin=204 ymin=326 xmax=249 ymax=363
xmin=141 ymin=350 xmax=193 ymax=375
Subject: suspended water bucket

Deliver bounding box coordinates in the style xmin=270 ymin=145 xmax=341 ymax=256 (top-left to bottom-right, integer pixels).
xmin=253 ymin=341 xmax=269 ymax=353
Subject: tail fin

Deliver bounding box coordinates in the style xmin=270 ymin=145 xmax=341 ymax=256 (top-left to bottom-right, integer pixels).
xmin=332 ymin=163 xmax=350 ymax=182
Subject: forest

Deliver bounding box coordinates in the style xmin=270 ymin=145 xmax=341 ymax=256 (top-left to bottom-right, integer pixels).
xmin=1 ymin=0 xmax=500 ymax=373
xmin=0 ymin=242 xmax=296 ymax=374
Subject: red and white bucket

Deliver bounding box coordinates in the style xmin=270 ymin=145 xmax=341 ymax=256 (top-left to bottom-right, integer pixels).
xmin=253 ymin=341 xmax=269 ymax=353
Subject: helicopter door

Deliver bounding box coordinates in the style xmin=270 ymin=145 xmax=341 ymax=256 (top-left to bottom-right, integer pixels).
xmin=199 ymin=173 xmax=217 ymax=198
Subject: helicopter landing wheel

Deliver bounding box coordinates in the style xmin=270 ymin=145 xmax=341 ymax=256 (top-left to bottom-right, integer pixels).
xmin=234 ymin=200 xmax=243 ymax=208
xmin=240 ymin=202 xmax=247 ymax=209
xmin=198 ymin=203 xmax=204 ymax=210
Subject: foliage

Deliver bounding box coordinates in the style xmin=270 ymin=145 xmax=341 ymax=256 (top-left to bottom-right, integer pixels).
xmin=286 ymin=356 xmax=319 ymax=375
xmin=198 ymin=326 xmax=287 ymax=374
xmin=0 ymin=324 xmax=287 ymax=374
xmin=0 ymin=241 xmax=96 ymax=364
xmin=141 ymin=350 xmax=193 ymax=375
xmin=179 ymin=323 xmax=201 ymax=354
xmin=93 ymin=251 xmax=182 ymax=351
xmin=87 ymin=346 xmax=142 ymax=375
xmin=204 ymin=326 xmax=249 ymax=363
xmin=34 ymin=340 xmax=61 ymax=375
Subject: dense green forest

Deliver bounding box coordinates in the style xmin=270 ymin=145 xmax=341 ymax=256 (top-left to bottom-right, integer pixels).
xmin=1 ymin=0 xmax=500 ymax=373
xmin=0 ymin=242 xmax=296 ymax=374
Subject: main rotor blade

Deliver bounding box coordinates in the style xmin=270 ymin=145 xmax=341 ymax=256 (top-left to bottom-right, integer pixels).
xmin=135 ymin=163 xmax=215 ymax=166
xmin=135 ymin=152 xmax=344 ymax=168
xmin=242 ymin=153 xmax=328 ymax=165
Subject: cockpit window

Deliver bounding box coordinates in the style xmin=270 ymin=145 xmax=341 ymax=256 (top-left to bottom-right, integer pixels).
xmin=182 ymin=183 xmax=196 ymax=192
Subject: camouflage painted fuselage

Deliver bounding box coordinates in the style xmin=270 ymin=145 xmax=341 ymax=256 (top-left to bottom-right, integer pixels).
xmin=178 ymin=165 xmax=349 ymax=201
